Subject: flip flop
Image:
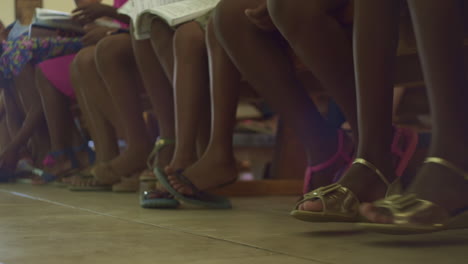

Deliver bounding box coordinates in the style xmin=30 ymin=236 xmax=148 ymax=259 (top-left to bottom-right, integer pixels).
xmin=358 ymin=157 xmax=468 ymax=235
xmin=154 ymin=167 xmax=232 ymax=209
xmin=68 ymin=163 xmax=116 ymax=192
xmin=303 ymin=130 xmax=354 ymax=194
xmin=140 ymin=171 xmax=180 ymax=209
xmin=41 ymin=144 xmax=96 ymax=184
xmin=67 ymin=173 xmax=113 ymax=191
xmin=141 ymin=138 xmax=180 ymax=209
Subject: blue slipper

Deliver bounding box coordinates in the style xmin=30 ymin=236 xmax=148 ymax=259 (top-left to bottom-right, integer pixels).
xmin=154 ymin=167 xmax=232 ymax=209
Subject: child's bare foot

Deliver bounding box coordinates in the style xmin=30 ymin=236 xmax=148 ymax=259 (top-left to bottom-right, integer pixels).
xmin=110 ymin=144 xmax=152 ymax=177
xmin=166 ymin=150 xmax=197 ymax=178
xmin=166 ymin=153 xmax=238 ymax=195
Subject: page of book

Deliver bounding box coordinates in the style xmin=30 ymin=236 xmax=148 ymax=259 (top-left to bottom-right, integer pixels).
xmin=126 ymin=0 xmax=219 ymax=40
xmin=151 ymin=0 xmax=219 ymax=19
xmin=36 ymin=8 xmax=72 ymax=20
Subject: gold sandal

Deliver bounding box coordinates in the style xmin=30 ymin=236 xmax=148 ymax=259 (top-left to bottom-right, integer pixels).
xmin=290 ymin=158 xmax=400 ymax=223
xmin=358 ymin=157 xmax=468 ymax=235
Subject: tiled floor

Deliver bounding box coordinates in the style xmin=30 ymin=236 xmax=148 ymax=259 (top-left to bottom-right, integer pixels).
xmin=0 ymin=184 xmax=466 ymax=264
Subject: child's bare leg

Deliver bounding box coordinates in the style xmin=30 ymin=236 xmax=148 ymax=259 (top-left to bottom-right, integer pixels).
xmin=150 ymin=20 xmax=176 ymax=85
xmin=364 ymin=0 xmax=468 ymax=223
xmin=167 ymin=21 xmax=210 ymax=171
xmin=296 ymin=0 xmax=402 ymax=212
xmin=268 ymin=0 xmax=358 ymax=141
xmin=132 ymin=20 xmax=176 ymax=169
xmin=36 ymin=67 xmax=89 ymax=174
xmin=0 ymin=92 xmax=11 ymax=149
xmin=72 ymin=47 xmax=120 ymax=164
xmin=216 ymin=0 xmax=341 ymax=189
xmin=95 ymin=34 xmax=152 ymax=174
xmin=168 ymin=20 xmax=239 ymax=194
xmin=3 ymin=87 xmax=23 ymax=139
xmin=0 ymin=119 xmax=9 ymax=149
xmin=1 ymin=65 xmax=47 ymax=168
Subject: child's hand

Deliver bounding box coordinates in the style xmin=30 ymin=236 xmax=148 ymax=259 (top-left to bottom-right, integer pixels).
xmin=81 ymin=26 xmax=114 ymax=46
xmin=73 ymin=3 xmax=117 ymax=25
xmin=245 ymin=2 xmax=276 ymax=32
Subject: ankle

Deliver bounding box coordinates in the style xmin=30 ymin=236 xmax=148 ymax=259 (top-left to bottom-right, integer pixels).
xmin=169 ymin=156 xmax=197 ymax=171
xmin=429 ymin=145 xmax=468 ymax=172
xmin=355 ymin=152 xmax=396 ymax=183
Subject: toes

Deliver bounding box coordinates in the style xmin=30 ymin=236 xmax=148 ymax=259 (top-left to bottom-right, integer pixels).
xmin=302 ymin=200 xmax=324 ymax=212
xmin=165 ymin=166 xmax=174 ymax=175
xmin=360 ymin=203 xmax=375 ymax=221
xmin=360 ymin=203 xmax=393 ymax=224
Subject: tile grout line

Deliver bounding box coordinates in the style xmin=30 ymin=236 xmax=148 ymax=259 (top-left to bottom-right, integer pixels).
xmin=1 ymin=189 xmax=332 ymax=264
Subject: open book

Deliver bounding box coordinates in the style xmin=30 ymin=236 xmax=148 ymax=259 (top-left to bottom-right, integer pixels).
xmin=34 ymin=8 xmax=85 ymax=33
xmin=119 ymin=0 xmax=220 ymax=40
xmin=33 ymin=8 xmax=121 ymax=35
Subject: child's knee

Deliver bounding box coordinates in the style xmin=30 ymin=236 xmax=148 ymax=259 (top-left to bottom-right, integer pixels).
xmin=214 ymin=0 xmax=263 ymax=39
xmin=95 ymin=34 xmax=133 ymax=72
xmin=72 ymin=47 xmax=96 ymax=75
xmin=268 ymin=0 xmax=326 ymax=36
xmin=174 ymin=22 xmax=206 ymax=53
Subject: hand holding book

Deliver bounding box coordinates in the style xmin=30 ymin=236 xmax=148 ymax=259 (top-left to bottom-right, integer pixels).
xmin=73 ymin=3 xmax=120 ymax=24
xmin=81 ymin=25 xmax=118 ymax=46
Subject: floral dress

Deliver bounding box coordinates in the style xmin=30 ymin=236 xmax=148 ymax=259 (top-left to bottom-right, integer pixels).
xmin=0 ymin=36 xmax=82 ymax=79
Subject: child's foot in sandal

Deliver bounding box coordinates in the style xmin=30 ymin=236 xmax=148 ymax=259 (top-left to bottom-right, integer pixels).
xmin=69 ymin=163 xmax=122 ymax=191
xmin=359 ymin=157 xmax=468 ymax=234
xmin=165 ymin=153 xmax=238 ymax=196
xmin=141 ymin=138 xmax=179 ymax=209
xmin=294 ymin=128 xmax=417 ymax=221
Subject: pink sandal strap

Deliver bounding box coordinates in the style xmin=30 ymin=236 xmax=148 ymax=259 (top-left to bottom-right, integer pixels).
xmin=303 ymin=130 xmax=353 ymax=194
xmin=391 ymin=127 xmax=419 ymax=177
xmin=42 ymin=155 xmax=57 ymax=167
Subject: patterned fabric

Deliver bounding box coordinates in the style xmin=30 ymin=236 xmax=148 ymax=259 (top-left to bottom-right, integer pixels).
xmin=0 ymin=36 xmax=82 ymax=79
xmin=7 ymin=20 xmax=31 ymax=41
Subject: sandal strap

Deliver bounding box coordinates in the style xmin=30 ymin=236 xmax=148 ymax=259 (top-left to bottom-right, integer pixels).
xmin=424 ymin=157 xmax=468 ymax=180
xmin=352 ymin=158 xmax=390 ymax=187
xmin=174 ymin=169 xmax=202 ymax=196
xmin=147 ymin=138 xmax=175 ymax=169
xmin=43 ymin=148 xmax=79 ymax=169
xmin=373 ymin=194 xmax=450 ymax=226
xmin=72 ymin=143 xmax=96 ymax=166
xmin=295 ymin=183 xmax=360 ymax=217
xmin=303 ymin=130 xmax=353 ymax=193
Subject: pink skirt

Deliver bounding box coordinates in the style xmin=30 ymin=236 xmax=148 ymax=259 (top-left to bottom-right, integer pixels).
xmin=38 ymin=54 xmax=77 ymax=99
